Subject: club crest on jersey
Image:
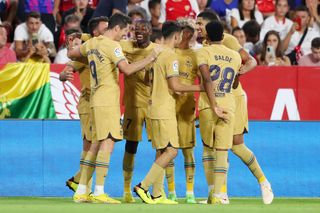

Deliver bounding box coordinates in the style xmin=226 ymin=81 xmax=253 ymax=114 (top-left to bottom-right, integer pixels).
xmin=114 ymin=47 xmax=122 ymax=57
xmin=173 ymin=60 xmax=179 ymax=73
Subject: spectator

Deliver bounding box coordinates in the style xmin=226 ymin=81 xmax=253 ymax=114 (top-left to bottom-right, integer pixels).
xmin=0 ymin=25 xmax=16 ymax=63
xmin=24 ymin=41 xmax=51 ymax=63
xmin=242 ymin=20 xmax=262 ymax=55
xmin=258 ymin=30 xmax=291 ymax=65
xmin=198 ymin=0 xmax=209 ymax=12
xmin=0 ymin=0 xmax=18 ymax=29
xmin=232 ymin=26 xmax=246 ymax=47
xmin=54 ymin=14 xmax=81 ymax=50
xmin=54 ymin=28 xmax=81 ymax=64
xmin=128 ymin=7 xmax=147 ymax=22
xmin=22 ymin=0 xmax=57 ymax=36
xmin=256 ymin=0 xmax=276 ymax=17
xmin=92 ymin=0 xmax=127 ymax=18
xmin=209 ymin=0 xmax=238 ymax=19
xmin=283 ymin=6 xmax=319 ymax=64
xmin=54 ymin=0 xmax=75 ymax=25
xmin=159 ymin=0 xmax=200 ymax=23
xmin=260 ymin=0 xmax=293 ymax=41
xmin=298 ymin=37 xmax=320 ymax=65
xmin=150 ymin=28 xmax=163 ymax=44
xmin=62 ymin=0 xmax=94 ymax=33
xmin=230 ymin=0 xmax=264 ymax=28
xmin=149 ymin=0 xmax=162 ymax=29
xmin=14 ymin=11 xmax=56 ymax=61
xmin=306 ymin=0 xmax=320 ymax=30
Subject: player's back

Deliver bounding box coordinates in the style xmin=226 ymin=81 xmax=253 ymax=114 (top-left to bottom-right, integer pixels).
xmin=148 ymin=47 xmax=179 ymax=120
xmin=197 ymin=44 xmax=241 ymax=110
xmin=81 ymin=35 xmax=125 ymax=107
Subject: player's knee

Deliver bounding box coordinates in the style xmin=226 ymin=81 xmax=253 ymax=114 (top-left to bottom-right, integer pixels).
xmin=125 ymin=141 xmax=139 ymax=154
xmin=166 ymin=147 xmax=178 ymax=159
xmin=233 ymin=134 xmax=244 ymax=145
xmin=231 ymin=144 xmax=242 ymax=155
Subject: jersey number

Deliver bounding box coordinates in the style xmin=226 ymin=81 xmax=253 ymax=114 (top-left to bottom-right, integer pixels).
xmin=209 ymin=65 xmax=235 ymax=93
xmin=89 ymin=61 xmax=98 ymax=85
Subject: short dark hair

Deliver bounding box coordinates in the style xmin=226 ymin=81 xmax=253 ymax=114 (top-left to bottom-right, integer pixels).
xmin=65 ymin=28 xmax=81 ymax=36
xmin=108 ymin=13 xmax=132 ymax=30
xmin=27 ymin=11 xmax=41 ymax=21
xmin=150 ymin=28 xmax=163 ymax=42
xmin=311 ymin=37 xmax=320 ymax=49
xmin=135 ymin=19 xmax=152 ymax=30
xmin=295 ymin=5 xmax=310 ymax=15
xmin=231 ymin=26 xmax=243 ymax=35
xmin=162 ymin=21 xmax=182 ymax=39
xmin=148 ymin=0 xmax=161 ymax=9
xmin=242 ymin=20 xmax=261 ymax=38
xmin=88 ymin=16 xmax=109 ymax=36
xmin=197 ymin=9 xmax=220 ymax=22
xmin=205 ymin=21 xmax=224 ymax=42
xmin=65 ymin=14 xmax=80 ymax=24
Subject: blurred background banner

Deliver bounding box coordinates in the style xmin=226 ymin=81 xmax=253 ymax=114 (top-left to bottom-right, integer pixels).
xmin=0 ymin=63 xmax=56 ymax=119
xmin=1 ymin=64 xmax=320 ymax=120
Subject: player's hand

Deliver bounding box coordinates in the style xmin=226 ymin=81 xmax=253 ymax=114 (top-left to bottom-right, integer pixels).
xmin=213 ymin=106 xmax=229 ymax=122
xmin=149 ymin=45 xmax=163 ymax=61
xmin=65 ymin=66 xmax=74 ymax=81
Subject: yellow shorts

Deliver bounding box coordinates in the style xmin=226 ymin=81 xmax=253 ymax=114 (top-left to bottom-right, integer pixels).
xmin=150 ymin=118 xmax=179 ymax=150
xmin=91 ymin=106 xmax=123 ymax=142
xmin=123 ymin=106 xmax=152 ymax=141
xmin=233 ymin=95 xmax=249 ymax=135
xmin=79 ymin=113 xmax=92 ymax=141
xmin=199 ymin=96 xmax=235 ymax=149
xmin=176 ymin=113 xmax=196 ymax=148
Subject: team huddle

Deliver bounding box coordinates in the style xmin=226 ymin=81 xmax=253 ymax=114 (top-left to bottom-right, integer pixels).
xmin=60 ymin=11 xmax=274 ymax=205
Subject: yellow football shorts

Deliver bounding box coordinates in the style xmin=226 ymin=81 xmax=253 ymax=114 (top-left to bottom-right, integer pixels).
xmin=233 ymin=95 xmax=249 ymax=135
xmin=91 ymin=106 xmax=123 ymax=142
xmin=123 ymin=106 xmax=152 ymax=141
xmin=79 ymin=113 xmax=92 ymax=141
xmin=199 ymin=95 xmax=235 ymax=149
xmin=150 ymin=118 xmax=179 ymax=150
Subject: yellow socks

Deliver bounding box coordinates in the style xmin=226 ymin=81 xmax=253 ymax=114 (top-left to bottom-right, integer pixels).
xmin=123 ymin=152 xmax=135 ymax=193
xmin=232 ymin=144 xmax=266 ymax=183
xmin=202 ymin=146 xmax=215 ymax=189
xmin=153 ymin=169 xmax=165 ymax=197
xmin=182 ymin=148 xmax=195 ymax=193
xmin=74 ymin=151 xmax=87 ymax=183
xmin=79 ymin=151 xmax=96 ymax=185
xmin=213 ymin=150 xmax=228 ymax=195
xmin=95 ymin=150 xmax=110 ymax=186
xmin=141 ymin=163 xmax=164 ymax=190
xmin=165 ymin=160 xmax=175 ymax=194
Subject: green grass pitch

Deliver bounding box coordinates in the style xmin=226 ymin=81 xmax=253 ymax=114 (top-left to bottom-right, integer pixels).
xmin=0 ymin=197 xmax=319 ymax=213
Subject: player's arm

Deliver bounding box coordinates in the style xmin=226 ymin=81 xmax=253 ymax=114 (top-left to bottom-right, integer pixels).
xmin=118 ymin=46 xmax=163 ymax=76
xmin=199 ymin=64 xmax=228 ymax=121
xmin=167 ymin=76 xmax=202 ymax=92
xmin=238 ymin=48 xmax=257 ymax=74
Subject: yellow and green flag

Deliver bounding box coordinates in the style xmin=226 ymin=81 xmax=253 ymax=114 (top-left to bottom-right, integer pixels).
xmin=0 ymin=63 xmax=57 ymax=119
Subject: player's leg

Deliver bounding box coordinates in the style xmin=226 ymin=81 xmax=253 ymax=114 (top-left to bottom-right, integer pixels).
xmin=182 ymin=148 xmax=196 ymax=203
xmin=134 ymin=119 xmax=179 ymax=204
xmin=123 ymin=141 xmax=138 ymax=202
xmin=165 ymin=160 xmax=176 ymax=200
xmin=199 ymin=109 xmax=216 ymax=196
xmin=232 ymin=134 xmax=274 ymax=204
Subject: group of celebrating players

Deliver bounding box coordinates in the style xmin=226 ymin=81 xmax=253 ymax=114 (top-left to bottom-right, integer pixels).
xmin=59 ymin=9 xmax=274 ymax=205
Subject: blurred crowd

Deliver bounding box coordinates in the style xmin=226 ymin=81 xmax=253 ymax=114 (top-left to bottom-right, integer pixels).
xmin=0 ymin=0 xmax=319 ymax=66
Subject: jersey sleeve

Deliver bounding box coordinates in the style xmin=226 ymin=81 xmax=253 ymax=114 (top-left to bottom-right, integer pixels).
xmin=165 ymin=55 xmax=180 ymax=78
xmin=81 ymin=33 xmax=92 ymax=42
xmin=67 ymin=61 xmax=85 ymax=72
xmin=109 ymin=43 xmax=126 ymax=66
xmin=79 ymin=41 xmax=88 ymax=57
xmin=119 ymin=40 xmax=132 ymax=54
xmin=223 ymin=33 xmax=242 ymax=52
xmin=196 ymin=48 xmax=209 ymax=67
